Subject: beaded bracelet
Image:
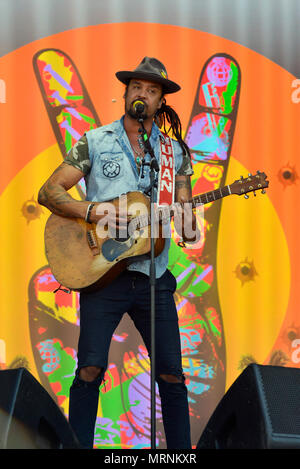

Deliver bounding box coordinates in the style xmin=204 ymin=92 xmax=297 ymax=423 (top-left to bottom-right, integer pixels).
xmin=85 ymin=203 xmax=95 ymax=224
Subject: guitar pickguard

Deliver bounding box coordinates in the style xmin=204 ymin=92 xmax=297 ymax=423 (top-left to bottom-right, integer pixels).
xmin=102 ymin=236 xmax=135 ymax=262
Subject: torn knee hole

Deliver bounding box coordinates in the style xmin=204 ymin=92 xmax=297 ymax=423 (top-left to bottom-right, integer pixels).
xmin=79 ymin=366 xmax=103 ymax=383
xmin=159 ymin=373 xmax=183 ymax=383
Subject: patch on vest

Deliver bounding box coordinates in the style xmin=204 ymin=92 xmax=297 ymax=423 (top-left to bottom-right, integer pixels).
xmin=102 ymin=160 xmax=121 ymax=178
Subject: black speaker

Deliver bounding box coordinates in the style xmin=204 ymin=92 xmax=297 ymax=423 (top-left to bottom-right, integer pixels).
xmin=0 ymin=367 xmax=80 ymax=449
xmin=197 ymin=364 xmax=300 ymax=449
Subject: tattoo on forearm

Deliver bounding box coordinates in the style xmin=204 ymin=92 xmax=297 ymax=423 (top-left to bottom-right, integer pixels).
xmin=44 ymin=181 xmax=73 ymax=205
xmin=175 ymin=180 xmax=190 ymax=190
xmin=38 ymin=164 xmax=75 ymax=215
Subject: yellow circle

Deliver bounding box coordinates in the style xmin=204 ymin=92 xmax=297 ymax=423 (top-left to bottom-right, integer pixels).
xmin=217 ymin=158 xmax=290 ymax=389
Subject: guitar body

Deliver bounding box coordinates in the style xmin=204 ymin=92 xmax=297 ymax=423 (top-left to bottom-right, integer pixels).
xmin=44 ymin=191 xmax=165 ymax=292
xmin=44 ymin=173 xmax=269 ymax=292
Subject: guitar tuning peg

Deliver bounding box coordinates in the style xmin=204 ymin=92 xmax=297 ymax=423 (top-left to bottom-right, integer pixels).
xmin=244 ymin=194 xmax=249 ymax=199
xmin=261 ymin=189 xmax=266 ymax=194
xmin=248 ymin=173 xmax=252 ymax=176
xmin=253 ymin=191 xmax=256 ymax=196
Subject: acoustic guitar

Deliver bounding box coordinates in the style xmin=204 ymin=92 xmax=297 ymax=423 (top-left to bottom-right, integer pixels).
xmin=44 ymin=171 xmax=269 ymax=292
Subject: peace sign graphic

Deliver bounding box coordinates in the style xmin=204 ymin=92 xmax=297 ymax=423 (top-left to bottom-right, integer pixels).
xmin=0 ymin=24 xmax=297 ymax=448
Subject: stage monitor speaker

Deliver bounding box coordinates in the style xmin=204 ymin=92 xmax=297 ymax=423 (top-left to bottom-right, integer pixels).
xmin=197 ymin=364 xmax=300 ymax=449
xmin=0 ymin=367 xmax=80 ymax=449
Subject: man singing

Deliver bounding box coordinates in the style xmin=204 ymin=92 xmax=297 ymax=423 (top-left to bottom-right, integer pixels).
xmin=38 ymin=57 xmax=199 ymax=449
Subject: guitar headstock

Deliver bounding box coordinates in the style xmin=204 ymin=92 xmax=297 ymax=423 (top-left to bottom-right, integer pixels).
xmin=230 ymin=171 xmax=269 ymax=198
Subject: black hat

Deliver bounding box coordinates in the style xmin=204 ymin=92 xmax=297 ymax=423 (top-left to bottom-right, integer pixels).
xmin=116 ymin=57 xmax=181 ymax=94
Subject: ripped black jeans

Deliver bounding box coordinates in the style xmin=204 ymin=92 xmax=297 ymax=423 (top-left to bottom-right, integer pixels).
xmin=69 ymin=269 xmax=191 ymax=449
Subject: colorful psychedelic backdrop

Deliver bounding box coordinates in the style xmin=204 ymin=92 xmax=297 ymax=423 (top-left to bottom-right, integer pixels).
xmin=0 ymin=23 xmax=299 ymax=448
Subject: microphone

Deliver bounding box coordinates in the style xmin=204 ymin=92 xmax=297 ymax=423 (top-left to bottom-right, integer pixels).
xmin=133 ymin=100 xmax=145 ymax=115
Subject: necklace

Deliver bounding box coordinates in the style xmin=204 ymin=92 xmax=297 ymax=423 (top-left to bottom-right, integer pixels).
xmin=132 ymin=145 xmax=143 ymax=158
xmin=131 ymin=138 xmax=144 ymax=166
xmin=131 ymin=146 xmax=143 ymax=166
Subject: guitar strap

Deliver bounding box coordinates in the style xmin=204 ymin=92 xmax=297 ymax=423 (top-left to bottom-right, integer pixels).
xmin=157 ymin=133 xmax=175 ymax=207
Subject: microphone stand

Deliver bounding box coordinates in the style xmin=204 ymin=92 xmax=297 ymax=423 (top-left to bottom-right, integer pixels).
xmin=137 ymin=115 xmax=159 ymax=450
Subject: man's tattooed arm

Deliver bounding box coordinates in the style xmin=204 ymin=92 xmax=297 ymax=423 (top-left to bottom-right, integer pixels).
xmin=175 ymin=178 xmax=192 ymax=193
xmin=38 ymin=162 xmax=90 ymax=219
xmin=175 ymin=175 xmax=193 ymax=204
xmin=174 ymin=175 xmax=200 ymax=243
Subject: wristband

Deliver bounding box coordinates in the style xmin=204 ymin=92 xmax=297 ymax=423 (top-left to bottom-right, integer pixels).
xmin=85 ymin=203 xmax=95 ymax=223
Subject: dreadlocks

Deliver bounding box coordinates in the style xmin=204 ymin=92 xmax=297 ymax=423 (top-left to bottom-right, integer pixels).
xmin=155 ymin=98 xmax=191 ymax=160
xmin=124 ymin=84 xmax=191 ymax=160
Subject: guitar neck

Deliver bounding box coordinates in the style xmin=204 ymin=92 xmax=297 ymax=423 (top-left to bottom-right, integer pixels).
xmin=129 ymin=184 xmax=232 ymax=231
xmin=190 ymin=184 xmax=231 ymax=208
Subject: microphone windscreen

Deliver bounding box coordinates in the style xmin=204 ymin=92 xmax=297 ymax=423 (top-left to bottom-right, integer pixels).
xmin=133 ymin=100 xmax=145 ymax=114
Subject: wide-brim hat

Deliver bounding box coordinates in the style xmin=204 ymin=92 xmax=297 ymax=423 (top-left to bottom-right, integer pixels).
xmin=115 ymin=57 xmax=181 ymax=94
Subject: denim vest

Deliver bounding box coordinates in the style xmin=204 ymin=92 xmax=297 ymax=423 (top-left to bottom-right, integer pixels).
xmin=85 ymin=117 xmax=184 ymax=278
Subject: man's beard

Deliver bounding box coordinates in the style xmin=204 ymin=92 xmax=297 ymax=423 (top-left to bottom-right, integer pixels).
xmin=126 ymin=101 xmax=148 ymax=120
xmin=127 ymin=107 xmax=148 ymax=120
